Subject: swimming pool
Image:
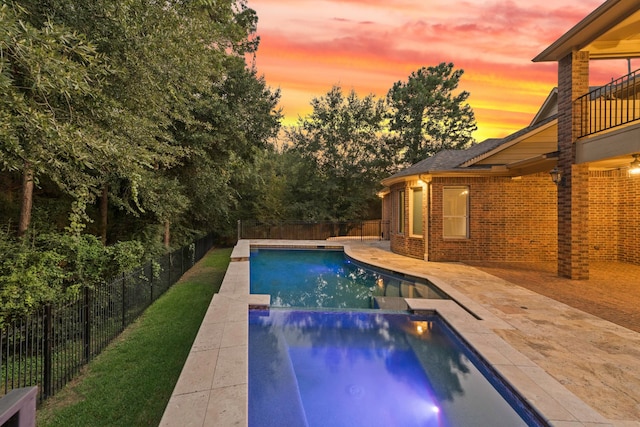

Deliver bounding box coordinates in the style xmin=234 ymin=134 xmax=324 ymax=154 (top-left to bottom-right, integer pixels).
xmin=250 ymin=248 xmax=448 ymax=309
xmin=249 ymin=309 xmax=545 ymax=427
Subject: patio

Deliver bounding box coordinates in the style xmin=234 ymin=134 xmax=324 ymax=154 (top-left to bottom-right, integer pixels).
xmin=466 ymin=260 xmax=640 ymax=335
xmin=161 ymin=240 xmax=640 ymax=426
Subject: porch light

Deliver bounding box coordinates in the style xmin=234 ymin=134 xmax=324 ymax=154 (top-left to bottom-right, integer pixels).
xmin=549 ymin=167 xmax=563 ymax=185
xmin=629 ymin=154 xmax=640 ymax=175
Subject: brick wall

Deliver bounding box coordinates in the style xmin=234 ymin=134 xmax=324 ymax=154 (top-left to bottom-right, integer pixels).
xmin=389 ymin=181 xmax=426 ymax=259
xmin=618 ymin=172 xmax=640 ymax=263
xmin=386 ymin=169 xmax=640 ymax=265
xmin=382 ymin=192 xmax=392 ymax=239
xmin=388 ymin=174 xmax=557 ymax=262
xmin=589 ymin=170 xmax=620 ymax=260
xmin=429 ymin=175 xmax=557 ymax=262
xmin=588 ymin=169 xmax=640 ymax=264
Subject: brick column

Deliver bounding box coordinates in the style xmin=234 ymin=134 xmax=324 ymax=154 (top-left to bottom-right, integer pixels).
xmin=557 ymin=51 xmax=590 ymax=279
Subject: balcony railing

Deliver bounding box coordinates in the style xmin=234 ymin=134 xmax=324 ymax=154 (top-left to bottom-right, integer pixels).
xmin=238 ymin=220 xmax=390 ymax=241
xmin=577 ymin=68 xmax=640 ymax=138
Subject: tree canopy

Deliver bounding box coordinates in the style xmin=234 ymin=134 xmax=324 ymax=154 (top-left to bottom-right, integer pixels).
xmin=0 ymin=0 xmax=477 ymax=320
xmin=0 ymin=0 xmax=283 ymax=318
xmin=0 ymin=0 xmax=281 ymax=245
xmin=387 ymin=62 xmax=477 ymax=166
xmin=281 ymin=67 xmax=477 ymax=220
xmin=285 ymin=86 xmax=391 ymax=220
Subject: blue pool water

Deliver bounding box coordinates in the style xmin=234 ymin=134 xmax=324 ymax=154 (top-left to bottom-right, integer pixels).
xmin=250 ymin=248 xmax=448 ymax=308
xmin=249 ymin=310 xmax=545 ymax=427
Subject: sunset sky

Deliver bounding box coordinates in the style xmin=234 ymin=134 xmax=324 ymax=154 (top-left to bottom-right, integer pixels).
xmin=247 ymin=0 xmax=639 ymax=142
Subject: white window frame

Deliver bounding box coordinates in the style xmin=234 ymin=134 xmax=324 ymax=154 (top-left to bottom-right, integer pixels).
xmin=443 ymin=186 xmax=469 ymax=239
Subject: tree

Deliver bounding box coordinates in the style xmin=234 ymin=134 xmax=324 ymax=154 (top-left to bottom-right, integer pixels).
xmin=387 ymin=63 xmax=477 ymax=166
xmin=165 ymin=55 xmax=282 ymax=242
xmin=286 ymin=86 xmax=390 ymax=220
xmin=13 ymin=0 xmax=272 ymax=245
xmin=0 ymin=2 xmax=112 ymax=237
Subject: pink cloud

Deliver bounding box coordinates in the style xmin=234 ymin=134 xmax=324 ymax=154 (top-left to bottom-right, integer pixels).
xmin=249 ymin=0 xmax=617 ymax=138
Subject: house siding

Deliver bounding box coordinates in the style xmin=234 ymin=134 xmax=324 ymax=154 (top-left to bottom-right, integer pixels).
xmin=382 ymin=192 xmax=392 ymax=240
xmin=389 ymin=180 xmax=425 ymax=259
xmin=621 ymin=173 xmax=640 ymax=263
xmin=387 ymin=169 xmax=640 ymax=265
xmin=600 ymin=170 xmax=640 ymax=265
xmin=429 ymin=175 xmax=557 ymax=262
xmin=589 ymin=171 xmax=620 ymax=261
xmin=389 ymin=174 xmax=558 ymax=262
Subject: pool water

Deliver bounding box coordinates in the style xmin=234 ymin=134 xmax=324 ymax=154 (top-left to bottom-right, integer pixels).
xmin=250 ymin=248 xmax=447 ymax=308
xmin=249 ymin=310 xmax=544 ymax=427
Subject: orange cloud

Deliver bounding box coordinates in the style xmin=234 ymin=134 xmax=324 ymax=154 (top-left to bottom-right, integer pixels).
xmin=249 ymin=0 xmax=617 ymax=139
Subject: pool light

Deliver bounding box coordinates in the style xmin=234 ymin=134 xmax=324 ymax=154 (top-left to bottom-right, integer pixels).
xmin=415 ymin=321 xmax=430 ymax=335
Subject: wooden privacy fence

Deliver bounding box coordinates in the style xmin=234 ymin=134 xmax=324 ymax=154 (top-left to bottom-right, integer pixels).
xmin=237 ymin=220 xmax=390 ymax=241
xmin=0 ymin=233 xmax=215 ymax=403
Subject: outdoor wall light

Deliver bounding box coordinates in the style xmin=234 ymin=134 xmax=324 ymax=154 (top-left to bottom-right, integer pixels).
xmin=549 ymin=167 xmax=564 ymax=186
xmin=629 ymin=154 xmax=640 ymax=175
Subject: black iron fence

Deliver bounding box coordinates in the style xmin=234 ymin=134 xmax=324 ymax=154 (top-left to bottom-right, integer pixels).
xmin=577 ymin=68 xmax=640 ymax=137
xmin=0 ymin=233 xmax=215 ymax=403
xmin=238 ymin=220 xmax=390 ymax=241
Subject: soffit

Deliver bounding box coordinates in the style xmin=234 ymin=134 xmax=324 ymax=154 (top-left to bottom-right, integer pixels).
xmin=534 ymin=0 xmax=640 ymax=62
xmin=460 ymin=117 xmax=557 ymax=167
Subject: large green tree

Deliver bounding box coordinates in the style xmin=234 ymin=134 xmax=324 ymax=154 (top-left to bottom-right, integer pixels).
xmin=286 ymin=86 xmax=391 ymax=220
xmin=170 ymin=56 xmax=282 ymax=241
xmin=387 ymin=63 xmax=477 ymax=166
xmin=3 ymin=0 xmax=275 ymax=246
xmin=0 ymin=2 xmax=112 ymax=237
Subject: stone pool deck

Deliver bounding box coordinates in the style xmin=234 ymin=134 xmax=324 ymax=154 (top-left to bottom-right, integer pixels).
xmin=160 ymin=240 xmax=640 ymax=426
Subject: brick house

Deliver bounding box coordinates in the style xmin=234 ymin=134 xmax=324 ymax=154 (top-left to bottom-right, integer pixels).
xmin=380 ymin=0 xmax=640 ymax=279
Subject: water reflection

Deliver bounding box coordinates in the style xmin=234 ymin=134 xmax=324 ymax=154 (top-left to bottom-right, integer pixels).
xmin=250 ymin=249 xmax=447 ymax=308
xmin=250 ymin=310 xmax=445 ymax=426
xmin=249 ymin=310 xmax=532 ymax=427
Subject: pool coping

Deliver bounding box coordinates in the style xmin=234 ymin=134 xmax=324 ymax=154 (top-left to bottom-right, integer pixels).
xmin=160 ymin=240 xmax=612 ymax=427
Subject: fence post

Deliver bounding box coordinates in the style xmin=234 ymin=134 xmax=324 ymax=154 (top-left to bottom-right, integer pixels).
xmin=83 ymin=287 xmax=91 ymax=363
xmin=121 ymin=273 xmax=126 ymax=330
xmin=237 ymin=220 xmax=241 ymax=241
xmin=181 ymin=247 xmax=185 ymax=276
xmin=43 ymin=306 xmax=52 ymax=399
xmin=149 ymin=262 xmax=154 ymax=303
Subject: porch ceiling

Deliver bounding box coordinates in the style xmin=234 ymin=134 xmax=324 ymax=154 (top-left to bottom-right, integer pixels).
xmin=534 ymin=0 xmax=640 ymax=62
xmin=577 ymin=121 xmax=640 ymax=170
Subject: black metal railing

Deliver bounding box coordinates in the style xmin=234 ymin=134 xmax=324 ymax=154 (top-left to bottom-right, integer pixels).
xmin=238 ymin=220 xmax=390 ymax=241
xmin=0 ymin=233 xmax=215 ymax=403
xmin=577 ymin=68 xmax=640 ymax=137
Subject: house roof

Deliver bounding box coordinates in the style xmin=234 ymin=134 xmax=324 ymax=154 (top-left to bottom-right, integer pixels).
xmin=533 ymin=0 xmax=640 ymax=62
xmin=381 ymin=114 xmax=558 ymax=187
xmin=530 ymin=88 xmax=558 ymax=126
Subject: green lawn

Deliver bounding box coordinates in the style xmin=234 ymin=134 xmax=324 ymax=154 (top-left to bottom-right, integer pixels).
xmin=37 ymin=247 xmax=232 ymax=427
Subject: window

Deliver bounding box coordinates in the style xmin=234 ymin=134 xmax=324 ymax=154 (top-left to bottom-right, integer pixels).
xmin=443 ymin=187 xmax=468 ymax=238
xmin=397 ymin=189 xmax=405 ymax=234
xmin=411 ymin=187 xmax=423 ymax=236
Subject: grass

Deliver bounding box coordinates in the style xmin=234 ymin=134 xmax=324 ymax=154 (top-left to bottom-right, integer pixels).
xmin=36 ymin=247 xmax=232 ymax=427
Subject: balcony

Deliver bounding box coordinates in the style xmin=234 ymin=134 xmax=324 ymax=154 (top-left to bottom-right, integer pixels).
xmin=577 ymin=68 xmax=640 ymax=138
